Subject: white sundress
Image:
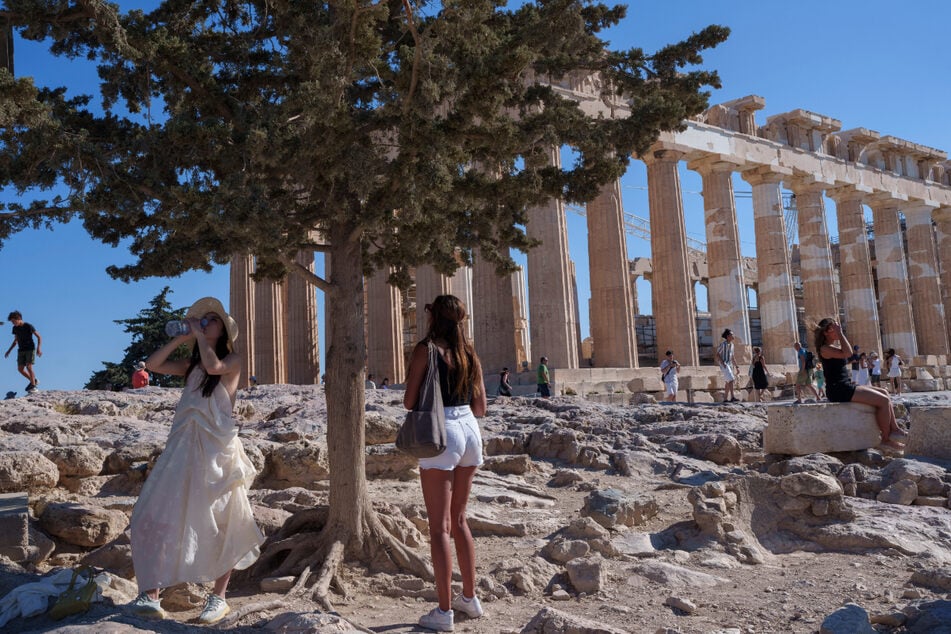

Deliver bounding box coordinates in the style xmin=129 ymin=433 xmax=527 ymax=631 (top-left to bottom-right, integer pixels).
xmin=130 ymin=370 xmax=264 ymax=591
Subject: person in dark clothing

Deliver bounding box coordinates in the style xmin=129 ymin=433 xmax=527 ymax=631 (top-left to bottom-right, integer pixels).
xmin=813 ymin=318 xmax=906 ymax=451
xmin=4 ymin=311 xmax=42 ymax=392
xmin=750 ymin=346 xmax=769 ymax=402
xmin=498 ymin=367 xmax=513 ymax=397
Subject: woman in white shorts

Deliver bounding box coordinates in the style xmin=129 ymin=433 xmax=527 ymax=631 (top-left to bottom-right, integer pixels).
xmin=404 ymin=295 xmax=487 ymax=632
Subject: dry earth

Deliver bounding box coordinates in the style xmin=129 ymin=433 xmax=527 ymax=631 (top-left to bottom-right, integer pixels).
xmin=1 ymin=385 xmax=951 ymax=634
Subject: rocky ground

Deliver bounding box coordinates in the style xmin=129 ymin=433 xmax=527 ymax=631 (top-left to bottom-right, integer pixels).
xmin=1 ymin=385 xmax=951 ymax=634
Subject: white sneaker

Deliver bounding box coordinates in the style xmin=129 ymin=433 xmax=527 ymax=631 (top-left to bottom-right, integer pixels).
xmin=129 ymin=592 xmax=165 ymax=619
xmin=451 ymin=594 xmax=484 ymax=618
xmin=418 ymin=607 xmax=454 ymax=632
xmin=198 ymin=593 xmax=230 ymax=624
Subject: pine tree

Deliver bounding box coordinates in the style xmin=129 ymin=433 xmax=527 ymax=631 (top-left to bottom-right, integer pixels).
xmin=0 ymin=0 xmax=728 ymax=607
xmin=85 ymin=287 xmax=187 ymax=390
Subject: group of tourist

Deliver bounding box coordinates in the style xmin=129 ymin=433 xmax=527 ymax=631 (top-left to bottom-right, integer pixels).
xmin=123 ymin=294 xmax=485 ymax=631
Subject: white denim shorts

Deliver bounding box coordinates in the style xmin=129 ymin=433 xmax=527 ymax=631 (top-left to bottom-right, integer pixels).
xmin=720 ymin=364 xmax=736 ymax=383
xmin=417 ymin=405 xmax=484 ymax=471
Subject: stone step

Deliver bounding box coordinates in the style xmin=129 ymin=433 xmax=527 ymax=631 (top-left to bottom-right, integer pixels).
xmin=0 ymin=492 xmax=29 ymax=562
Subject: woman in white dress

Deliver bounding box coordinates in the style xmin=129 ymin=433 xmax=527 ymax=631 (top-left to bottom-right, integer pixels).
xmin=128 ymin=297 xmax=264 ymax=624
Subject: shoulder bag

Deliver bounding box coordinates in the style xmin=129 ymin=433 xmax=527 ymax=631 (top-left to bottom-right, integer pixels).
xmin=49 ymin=565 xmax=100 ymax=620
xmin=395 ymin=341 xmax=447 ymax=458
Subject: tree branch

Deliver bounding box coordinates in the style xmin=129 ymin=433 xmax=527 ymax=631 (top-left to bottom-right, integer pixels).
xmin=400 ymin=0 xmax=422 ymax=114
xmin=284 ymin=255 xmax=331 ymax=292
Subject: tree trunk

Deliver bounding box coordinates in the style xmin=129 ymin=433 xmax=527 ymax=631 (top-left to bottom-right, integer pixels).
xmin=325 ymin=222 xmax=370 ymax=548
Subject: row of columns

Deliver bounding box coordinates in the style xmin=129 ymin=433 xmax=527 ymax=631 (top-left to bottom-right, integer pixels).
xmin=233 ymin=148 xmax=950 ymax=383
xmin=229 ymin=252 xmax=320 ymax=387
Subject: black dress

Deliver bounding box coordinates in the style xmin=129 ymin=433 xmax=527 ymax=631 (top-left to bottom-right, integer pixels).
xmin=821 ymin=353 xmax=856 ymax=402
xmin=751 ymin=357 xmax=769 ymax=390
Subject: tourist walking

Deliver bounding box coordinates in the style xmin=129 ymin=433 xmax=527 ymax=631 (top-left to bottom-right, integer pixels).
xmin=749 ymin=346 xmax=769 ymax=402
xmin=856 ymin=352 xmax=870 ymax=386
xmin=814 ymin=318 xmax=906 ymax=451
xmin=715 ymin=329 xmax=740 ymax=403
xmin=793 ymin=341 xmax=819 ymax=404
xmin=885 ymin=348 xmax=904 ymax=396
xmin=536 ymin=356 xmax=551 ymax=397
xmin=4 ymin=311 xmax=42 ymax=392
xmin=659 ymin=350 xmax=680 ymax=402
xmin=403 ymin=295 xmax=487 ymax=632
xmin=498 ymin=367 xmax=513 ymax=397
xmin=814 ymin=362 xmax=826 ymax=400
xmin=128 ymin=297 xmax=264 ymax=624
xmin=870 ymin=352 xmax=882 ymax=386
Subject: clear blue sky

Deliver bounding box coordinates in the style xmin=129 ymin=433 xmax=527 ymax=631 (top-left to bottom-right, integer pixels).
xmin=2 ymin=1 xmax=948 ymax=390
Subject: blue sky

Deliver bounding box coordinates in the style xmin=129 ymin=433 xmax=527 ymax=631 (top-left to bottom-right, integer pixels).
xmin=2 ymin=1 xmax=949 ymax=390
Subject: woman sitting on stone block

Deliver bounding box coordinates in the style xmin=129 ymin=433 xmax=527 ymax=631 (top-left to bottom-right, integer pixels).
xmin=813 ymin=317 xmax=907 ymax=451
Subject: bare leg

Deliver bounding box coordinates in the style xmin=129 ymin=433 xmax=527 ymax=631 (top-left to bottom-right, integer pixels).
xmin=420 ymin=467 xmax=454 ymax=611
xmin=851 ymin=385 xmax=898 ymax=443
xmin=449 ymin=466 xmax=478 ymax=598
xmin=17 ymin=364 xmax=31 ymax=383
xmin=212 ymin=569 xmax=232 ymax=599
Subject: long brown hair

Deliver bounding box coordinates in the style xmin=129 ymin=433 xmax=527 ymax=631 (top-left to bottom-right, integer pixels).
xmin=185 ymin=322 xmax=232 ymax=398
xmin=813 ymin=317 xmax=836 ymax=356
xmin=425 ymin=294 xmax=481 ymax=400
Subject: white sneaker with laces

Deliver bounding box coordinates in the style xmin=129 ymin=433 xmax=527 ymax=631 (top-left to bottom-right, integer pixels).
xmin=451 ymin=594 xmax=484 ymax=618
xmin=129 ymin=592 xmax=166 ymax=619
xmin=418 ymin=607 xmax=454 ymax=632
xmin=198 ymin=593 xmax=230 ymax=624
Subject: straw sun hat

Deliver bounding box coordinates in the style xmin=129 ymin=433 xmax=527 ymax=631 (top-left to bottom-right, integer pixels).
xmin=185 ymin=297 xmax=239 ymax=346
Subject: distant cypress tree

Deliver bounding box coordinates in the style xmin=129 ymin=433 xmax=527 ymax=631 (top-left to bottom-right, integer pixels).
xmin=85 ymin=287 xmax=187 ymax=390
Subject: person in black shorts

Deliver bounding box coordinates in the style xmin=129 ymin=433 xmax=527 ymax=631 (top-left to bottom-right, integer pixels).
xmin=814 ymin=317 xmax=906 ymax=451
xmin=4 ymin=311 xmax=42 ymax=392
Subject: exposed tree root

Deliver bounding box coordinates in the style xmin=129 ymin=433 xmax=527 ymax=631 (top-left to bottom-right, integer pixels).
xmin=245 ymin=503 xmax=433 ymax=612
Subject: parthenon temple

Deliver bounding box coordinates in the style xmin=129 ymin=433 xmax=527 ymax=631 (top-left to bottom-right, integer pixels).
xmin=229 ymin=86 xmax=951 ymax=393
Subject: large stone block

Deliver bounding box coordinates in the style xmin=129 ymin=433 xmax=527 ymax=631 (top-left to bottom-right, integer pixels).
xmin=904 ymin=407 xmax=951 ymax=460
xmin=905 ymin=379 xmax=943 ymax=392
xmin=764 ymin=403 xmax=881 ymax=456
xmin=0 ymin=492 xmax=29 ymax=561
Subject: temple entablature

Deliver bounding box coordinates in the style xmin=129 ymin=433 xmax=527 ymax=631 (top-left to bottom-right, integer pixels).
xmin=832 ymin=128 xmax=880 ymax=164
xmin=761 ymin=109 xmax=842 ymax=154
xmin=700 ymin=95 xmax=765 ymax=135
xmin=647 ymin=121 xmax=951 ymax=208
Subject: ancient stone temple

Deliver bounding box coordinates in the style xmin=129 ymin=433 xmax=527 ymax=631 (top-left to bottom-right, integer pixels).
xmin=232 ymin=87 xmax=951 ymax=394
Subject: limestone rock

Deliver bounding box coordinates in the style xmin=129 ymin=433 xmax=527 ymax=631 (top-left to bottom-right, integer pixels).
xmin=904 ymin=406 xmax=951 ymax=459
xmin=267 ymin=440 xmax=330 ymax=486
xmin=482 ymin=454 xmax=534 ymax=475
xmin=764 ymin=402 xmax=881 ymax=455
xmin=39 ymin=502 xmax=128 ymax=548
xmin=45 ymin=445 xmax=108 ymax=478
xmin=265 ymin=611 xmax=366 ymax=632
xmin=520 ymin=606 xmax=629 ymax=634
xmin=664 ymin=595 xmax=698 ymax=614
xmin=876 ymin=479 xmax=918 ymax=505
xmin=631 ymin=561 xmax=727 ymax=588
xmin=0 ymin=451 xmax=59 ymax=492
xmin=365 ymin=444 xmax=417 ymax=480
xmin=581 ymin=489 xmax=658 ymax=529
xmin=819 ymin=602 xmax=875 ymax=633
xmin=364 ymin=412 xmax=399 ymax=445
xmin=566 ymin=556 xmax=605 ymax=594
xmin=780 ymin=472 xmax=844 ymax=497
xmin=683 ymin=433 xmax=743 ymax=465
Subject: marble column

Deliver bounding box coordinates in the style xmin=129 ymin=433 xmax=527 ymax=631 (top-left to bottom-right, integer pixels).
xmin=935 ymin=207 xmax=951 ymax=352
xmin=366 ymin=267 xmax=405 ymax=384
xmin=526 ymin=146 xmax=580 ymax=369
xmin=229 ymin=254 xmax=255 ymax=388
xmin=472 ymin=249 xmax=525 ymax=374
xmin=902 ymin=203 xmax=949 ymax=356
xmin=689 ymin=157 xmax=751 ymax=364
xmin=253 ymin=277 xmax=287 ymax=384
xmin=448 ymin=265 xmax=474 ymax=341
xmin=741 ymin=168 xmax=798 ymax=365
xmin=586 ymin=177 xmax=638 ymax=367
xmin=285 ymin=250 xmax=320 ymax=384
xmin=643 ymin=148 xmax=699 ymax=366
xmin=868 ymin=198 xmax=917 ymax=358
xmin=827 ymin=187 xmax=882 ymax=355
xmin=788 ymin=180 xmax=838 ymax=324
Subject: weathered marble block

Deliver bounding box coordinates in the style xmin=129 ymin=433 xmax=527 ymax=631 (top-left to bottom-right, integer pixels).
xmin=0 ymin=492 xmax=29 ymax=562
xmin=904 ymin=406 xmax=951 ymax=460
xmin=764 ymin=403 xmax=881 ymax=455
